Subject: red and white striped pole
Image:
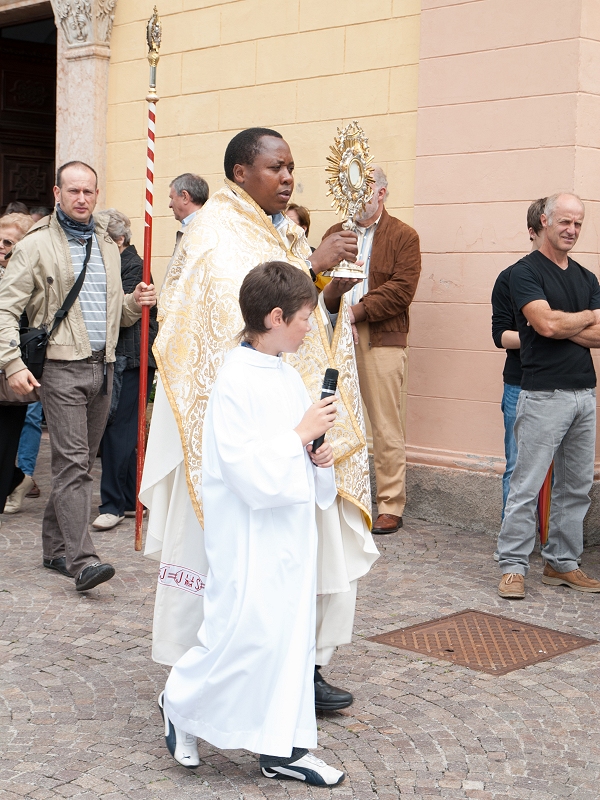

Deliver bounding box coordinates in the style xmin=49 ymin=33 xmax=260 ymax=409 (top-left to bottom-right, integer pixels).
xmin=135 ymin=7 xmax=162 ymax=551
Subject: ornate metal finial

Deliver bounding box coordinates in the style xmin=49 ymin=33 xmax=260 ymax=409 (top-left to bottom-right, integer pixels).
xmin=326 ymin=120 xmax=374 ymax=221
xmin=323 ymin=121 xmax=374 ymax=278
xmin=146 ymin=6 xmax=162 ymax=102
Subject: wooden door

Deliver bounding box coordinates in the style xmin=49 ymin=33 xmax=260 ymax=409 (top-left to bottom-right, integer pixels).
xmin=0 ymin=36 xmax=56 ymax=212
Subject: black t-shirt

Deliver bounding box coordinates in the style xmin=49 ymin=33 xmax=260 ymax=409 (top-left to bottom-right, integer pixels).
xmin=491 ymin=264 xmax=522 ymax=386
xmin=509 ymin=250 xmax=600 ymax=390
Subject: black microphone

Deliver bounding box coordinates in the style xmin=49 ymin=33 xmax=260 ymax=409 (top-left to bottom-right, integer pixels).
xmin=312 ymin=368 xmax=339 ymax=453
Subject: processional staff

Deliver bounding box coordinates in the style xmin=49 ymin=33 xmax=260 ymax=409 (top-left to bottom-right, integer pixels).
xmin=135 ymin=6 xmax=162 ymax=551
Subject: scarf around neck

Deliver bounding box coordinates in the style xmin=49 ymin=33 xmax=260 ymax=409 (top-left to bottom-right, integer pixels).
xmin=56 ymin=204 xmax=95 ymax=240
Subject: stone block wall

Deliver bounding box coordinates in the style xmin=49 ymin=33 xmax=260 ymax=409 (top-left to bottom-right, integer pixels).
xmin=105 ymin=0 xmax=422 ymax=289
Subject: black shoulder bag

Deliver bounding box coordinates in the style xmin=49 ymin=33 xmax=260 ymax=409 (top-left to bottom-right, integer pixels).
xmin=20 ymin=236 xmax=93 ymax=380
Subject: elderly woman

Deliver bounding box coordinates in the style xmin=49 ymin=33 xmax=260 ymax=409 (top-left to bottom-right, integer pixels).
xmin=0 ymin=213 xmax=34 ymax=516
xmin=92 ymin=209 xmax=158 ymax=531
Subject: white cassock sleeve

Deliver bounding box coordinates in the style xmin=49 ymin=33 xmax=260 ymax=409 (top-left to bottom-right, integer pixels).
xmin=211 ymin=383 xmax=311 ymax=511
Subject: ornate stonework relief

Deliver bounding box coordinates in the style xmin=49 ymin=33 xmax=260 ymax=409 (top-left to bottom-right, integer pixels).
xmin=96 ymin=0 xmax=117 ymax=43
xmin=54 ymin=0 xmax=93 ymax=45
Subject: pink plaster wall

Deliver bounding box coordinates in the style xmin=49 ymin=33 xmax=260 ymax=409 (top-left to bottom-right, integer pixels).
xmin=409 ymin=0 xmax=600 ymax=474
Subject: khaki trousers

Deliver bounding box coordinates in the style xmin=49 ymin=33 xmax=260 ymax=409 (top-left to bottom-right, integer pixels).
xmin=355 ymin=321 xmax=407 ymax=517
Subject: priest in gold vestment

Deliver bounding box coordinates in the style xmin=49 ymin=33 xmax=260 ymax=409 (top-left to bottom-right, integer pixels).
xmin=141 ymin=128 xmax=379 ymax=710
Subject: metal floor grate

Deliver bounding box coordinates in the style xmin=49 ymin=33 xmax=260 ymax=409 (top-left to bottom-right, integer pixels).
xmin=369 ymin=609 xmax=597 ymax=675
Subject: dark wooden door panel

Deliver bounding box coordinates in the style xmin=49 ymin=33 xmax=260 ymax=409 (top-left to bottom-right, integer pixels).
xmin=0 ymin=34 xmax=55 ymax=211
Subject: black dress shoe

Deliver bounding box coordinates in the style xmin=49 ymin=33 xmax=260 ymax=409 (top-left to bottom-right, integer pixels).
xmin=75 ymin=562 xmax=115 ymax=591
xmin=43 ymin=557 xmax=73 ymax=577
xmin=314 ymin=668 xmax=353 ymax=711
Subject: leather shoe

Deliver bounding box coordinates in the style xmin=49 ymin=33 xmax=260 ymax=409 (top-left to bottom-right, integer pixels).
xmin=43 ymin=557 xmax=72 ymax=578
xmin=76 ymin=562 xmax=115 ymax=591
xmin=372 ymin=513 xmax=402 ymax=534
xmin=314 ymin=668 xmax=353 ymax=711
xmin=26 ymin=480 xmax=40 ymax=498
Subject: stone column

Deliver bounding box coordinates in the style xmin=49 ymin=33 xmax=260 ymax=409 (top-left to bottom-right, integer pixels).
xmin=51 ymin=0 xmax=118 ymax=203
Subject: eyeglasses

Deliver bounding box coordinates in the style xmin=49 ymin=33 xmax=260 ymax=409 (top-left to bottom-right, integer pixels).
xmin=0 ymin=238 xmax=15 ymax=249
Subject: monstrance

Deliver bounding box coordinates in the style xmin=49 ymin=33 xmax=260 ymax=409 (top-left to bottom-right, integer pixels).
xmin=324 ymin=120 xmax=374 ymax=279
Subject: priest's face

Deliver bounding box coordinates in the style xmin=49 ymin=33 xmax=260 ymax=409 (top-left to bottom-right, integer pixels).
xmin=233 ymin=136 xmax=294 ymax=215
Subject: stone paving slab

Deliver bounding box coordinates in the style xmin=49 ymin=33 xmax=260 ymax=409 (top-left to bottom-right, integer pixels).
xmin=2 ymin=439 xmax=600 ymax=799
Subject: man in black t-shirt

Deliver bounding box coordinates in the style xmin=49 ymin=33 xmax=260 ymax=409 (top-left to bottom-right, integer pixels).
xmin=491 ymin=198 xmax=545 ymax=552
xmin=497 ymin=192 xmax=600 ymax=599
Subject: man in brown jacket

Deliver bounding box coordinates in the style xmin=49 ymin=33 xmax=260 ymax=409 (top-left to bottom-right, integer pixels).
xmin=322 ymin=166 xmax=421 ymax=534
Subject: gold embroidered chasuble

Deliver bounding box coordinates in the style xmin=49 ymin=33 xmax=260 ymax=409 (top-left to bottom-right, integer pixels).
xmin=154 ymin=181 xmax=371 ymax=526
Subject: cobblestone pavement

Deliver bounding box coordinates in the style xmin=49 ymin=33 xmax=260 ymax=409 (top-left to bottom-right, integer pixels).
xmin=2 ymin=439 xmax=600 ymax=799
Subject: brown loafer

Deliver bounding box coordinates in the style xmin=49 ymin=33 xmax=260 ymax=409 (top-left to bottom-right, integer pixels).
xmin=372 ymin=513 xmax=402 ymax=534
xmin=542 ymin=564 xmax=600 ymax=592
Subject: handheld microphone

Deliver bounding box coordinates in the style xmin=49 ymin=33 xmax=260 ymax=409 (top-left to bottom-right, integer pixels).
xmin=312 ymin=368 xmax=339 ymax=453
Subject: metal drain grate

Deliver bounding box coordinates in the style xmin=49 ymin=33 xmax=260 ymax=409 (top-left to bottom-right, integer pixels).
xmin=369 ymin=609 xmax=597 ymax=675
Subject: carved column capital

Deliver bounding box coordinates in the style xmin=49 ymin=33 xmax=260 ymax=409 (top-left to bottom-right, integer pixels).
xmin=50 ymin=0 xmax=118 ymax=48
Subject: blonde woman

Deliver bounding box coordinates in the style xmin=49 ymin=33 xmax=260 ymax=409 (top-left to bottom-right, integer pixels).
xmin=0 ymin=213 xmax=34 ymax=515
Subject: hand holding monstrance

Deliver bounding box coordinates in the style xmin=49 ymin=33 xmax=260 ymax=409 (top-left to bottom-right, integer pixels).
xmin=323 ymin=121 xmax=374 ymax=279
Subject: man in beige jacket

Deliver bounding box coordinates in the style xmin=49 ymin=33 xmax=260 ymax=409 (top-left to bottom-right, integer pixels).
xmin=0 ymin=161 xmax=157 ymax=591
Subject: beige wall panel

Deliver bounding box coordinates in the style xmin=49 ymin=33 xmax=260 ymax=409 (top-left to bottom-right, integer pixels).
xmin=345 ymin=16 xmax=420 ymax=73
xmin=296 ymin=71 xmax=390 ymax=123
xmin=416 ymin=202 xmax=540 ymax=254
xmin=418 ymin=41 xmax=579 ymax=107
xmin=417 ymin=95 xmax=578 ymax=157
xmin=108 ymin=0 xmax=421 ymax=304
xmin=420 ymin=0 xmax=580 ymax=59
xmin=219 ymin=83 xmax=298 ymax=131
xmin=582 ymin=0 xmax=600 ymax=41
xmin=104 ymin=179 xmax=144 ymax=218
xmin=576 ymin=93 xmax=600 ymax=148
xmin=389 ymin=64 xmax=419 ymax=111
xmin=256 ymin=29 xmax=345 ymax=84
xmin=116 ymin=0 xmax=182 ymax=25
xmin=107 ymin=101 xmax=147 ymax=144
xmin=406 ymin=396 xmax=504 ymax=457
xmin=221 ymin=0 xmax=299 ymax=43
xmin=415 ymin=148 xmax=576 ymax=206
xmin=275 ymin=120 xmax=344 ymax=167
xmin=579 ymin=38 xmax=600 ymax=95
xmin=178 ymin=131 xmax=235 ymax=172
xmin=161 ymin=7 xmax=221 ymax=53
xmin=158 ymin=93 xmax=220 ymax=136
xmin=183 ymin=41 xmax=256 ymax=92
xmin=184 ymin=0 xmax=237 ymax=8
xmin=408 ymin=348 xmax=504 ymax=403
xmin=299 ymin=0 xmax=393 ymax=31
xmin=109 ymin=21 xmax=148 ymax=63
xmin=413 ymin=253 xmax=525 ymax=304
xmin=410 ymin=303 xmax=495 ymax=353
xmin=575 ymin=146 xmax=600 ymax=200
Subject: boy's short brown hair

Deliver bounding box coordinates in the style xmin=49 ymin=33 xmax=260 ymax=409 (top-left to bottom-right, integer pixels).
xmin=239 ymin=261 xmax=318 ymax=342
xmin=527 ymin=197 xmax=546 ymax=236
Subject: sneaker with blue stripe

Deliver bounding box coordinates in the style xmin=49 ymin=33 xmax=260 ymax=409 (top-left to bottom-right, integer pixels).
xmin=261 ymin=752 xmax=345 ymax=785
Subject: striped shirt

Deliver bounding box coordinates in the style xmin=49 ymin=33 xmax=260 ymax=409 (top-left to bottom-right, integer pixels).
xmin=66 ymin=233 xmax=107 ymax=351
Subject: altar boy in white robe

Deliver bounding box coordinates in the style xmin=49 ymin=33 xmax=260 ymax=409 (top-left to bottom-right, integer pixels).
xmin=159 ymin=262 xmax=345 ymax=786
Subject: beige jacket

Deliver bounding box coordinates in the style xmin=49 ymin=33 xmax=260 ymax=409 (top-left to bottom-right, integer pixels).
xmin=0 ymin=212 xmax=141 ymax=376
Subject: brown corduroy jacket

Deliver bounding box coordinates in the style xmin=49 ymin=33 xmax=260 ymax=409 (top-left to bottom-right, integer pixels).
xmin=322 ymin=207 xmax=421 ymax=346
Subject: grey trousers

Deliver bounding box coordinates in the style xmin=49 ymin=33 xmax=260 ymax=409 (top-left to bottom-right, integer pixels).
xmin=498 ymin=388 xmax=596 ymax=576
xmin=40 ymin=359 xmax=113 ymax=578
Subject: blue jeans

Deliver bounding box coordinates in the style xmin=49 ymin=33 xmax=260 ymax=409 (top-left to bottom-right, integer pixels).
xmin=501 ymin=384 xmax=521 ymax=520
xmin=17 ymin=401 xmax=43 ymax=476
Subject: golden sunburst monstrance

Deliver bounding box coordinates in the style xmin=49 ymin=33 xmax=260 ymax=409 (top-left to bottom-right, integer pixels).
xmin=324 ymin=120 xmax=374 ymax=278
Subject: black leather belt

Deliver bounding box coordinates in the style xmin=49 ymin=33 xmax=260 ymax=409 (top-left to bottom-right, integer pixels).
xmin=84 ymin=349 xmax=105 ymax=363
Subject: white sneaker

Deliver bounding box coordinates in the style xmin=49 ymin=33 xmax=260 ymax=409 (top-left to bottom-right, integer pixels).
xmin=92 ymin=513 xmax=125 ymax=530
xmin=3 ymin=475 xmax=34 ymax=514
xmin=158 ymin=692 xmax=200 ymax=769
xmin=493 ymin=551 xmax=500 ymax=562
xmin=261 ymin=752 xmax=345 ymax=786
